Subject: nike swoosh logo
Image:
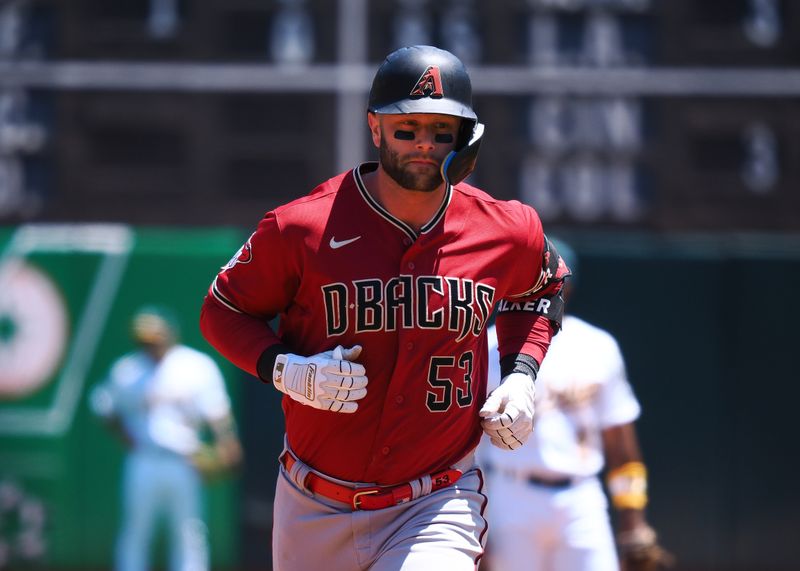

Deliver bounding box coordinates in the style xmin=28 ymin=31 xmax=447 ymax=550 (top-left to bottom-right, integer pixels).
xmin=329 ymin=236 xmax=362 ymax=249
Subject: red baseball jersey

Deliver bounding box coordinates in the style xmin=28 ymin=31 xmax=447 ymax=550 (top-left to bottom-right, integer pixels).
xmin=200 ymin=162 xmax=567 ymax=485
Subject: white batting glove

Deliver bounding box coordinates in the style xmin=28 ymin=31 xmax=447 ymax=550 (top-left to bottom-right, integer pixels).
xmin=272 ymin=345 xmax=368 ymax=414
xmin=479 ymin=372 xmax=535 ymax=450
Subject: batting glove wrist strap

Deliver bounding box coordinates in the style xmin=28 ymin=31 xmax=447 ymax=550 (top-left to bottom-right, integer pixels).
xmin=256 ymin=343 xmax=291 ymax=383
xmin=272 ymin=345 xmax=368 ymax=414
xmin=479 ymin=372 xmax=536 ymax=450
xmin=499 ymin=353 xmax=539 ymax=380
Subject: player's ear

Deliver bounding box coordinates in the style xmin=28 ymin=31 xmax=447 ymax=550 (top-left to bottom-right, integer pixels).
xmin=367 ymin=112 xmax=382 ymax=148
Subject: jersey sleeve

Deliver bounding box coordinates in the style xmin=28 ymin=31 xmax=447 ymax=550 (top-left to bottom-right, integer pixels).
xmin=494 ymin=312 xmax=555 ymax=372
xmin=496 ymin=205 xmax=571 ymax=328
xmin=493 ymin=203 xmax=570 ymax=370
xmin=89 ymin=379 xmax=117 ymax=419
xmin=199 ymin=212 xmax=297 ymax=378
xmin=596 ymin=337 xmax=642 ymax=427
xmin=211 ymin=212 xmax=299 ymax=317
xmin=89 ymin=355 xmax=140 ymax=418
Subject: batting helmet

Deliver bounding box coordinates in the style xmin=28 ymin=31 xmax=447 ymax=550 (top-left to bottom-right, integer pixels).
xmin=368 ymin=45 xmax=485 ymax=185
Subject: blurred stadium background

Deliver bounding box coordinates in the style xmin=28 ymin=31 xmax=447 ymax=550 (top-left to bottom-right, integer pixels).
xmin=0 ymin=1 xmax=798 ymax=570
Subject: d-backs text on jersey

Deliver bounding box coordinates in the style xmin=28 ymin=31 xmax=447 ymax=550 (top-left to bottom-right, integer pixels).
xmin=322 ymin=275 xmax=495 ymax=342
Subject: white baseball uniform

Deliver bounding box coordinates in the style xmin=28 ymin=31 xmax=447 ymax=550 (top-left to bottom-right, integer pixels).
xmin=479 ymin=316 xmax=641 ymax=571
xmin=90 ymin=344 xmax=234 ymax=571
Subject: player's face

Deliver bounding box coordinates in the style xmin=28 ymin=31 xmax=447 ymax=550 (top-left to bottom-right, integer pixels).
xmin=131 ymin=315 xmax=174 ymax=360
xmin=371 ymin=113 xmax=461 ymax=192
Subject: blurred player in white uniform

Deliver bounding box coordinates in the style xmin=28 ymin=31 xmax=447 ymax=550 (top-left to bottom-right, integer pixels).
xmin=90 ymin=305 xmax=243 ymax=571
xmin=479 ymin=239 xmax=672 ymax=571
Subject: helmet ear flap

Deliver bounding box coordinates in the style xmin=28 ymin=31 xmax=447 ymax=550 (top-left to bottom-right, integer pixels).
xmin=441 ymin=122 xmax=484 ymax=186
xmin=455 ymin=119 xmax=475 ymax=149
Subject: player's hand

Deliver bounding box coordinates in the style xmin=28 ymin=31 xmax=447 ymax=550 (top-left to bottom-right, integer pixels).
xmin=479 ymin=372 xmax=535 ymax=450
xmin=272 ymin=345 xmax=368 ymax=413
xmin=191 ymin=444 xmax=229 ymax=480
xmin=617 ymin=524 xmax=675 ymax=571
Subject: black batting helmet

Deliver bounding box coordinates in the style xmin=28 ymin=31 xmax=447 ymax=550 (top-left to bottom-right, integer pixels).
xmin=368 ymin=45 xmax=477 ymax=121
xmin=368 ymin=45 xmax=484 ymax=185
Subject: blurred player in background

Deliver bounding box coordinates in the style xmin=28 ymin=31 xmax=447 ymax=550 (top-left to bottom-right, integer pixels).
xmin=90 ymin=305 xmax=243 ymax=571
xmin=479 ymin=239 xmax=672 ymax=571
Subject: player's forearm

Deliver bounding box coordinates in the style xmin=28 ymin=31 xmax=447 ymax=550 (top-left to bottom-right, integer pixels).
xmin=616 ymin=507 xmax=648 ymax=533
xmin=603 ymin=424 xmax=650 ymax=520
xmin=199 ymin=294 xmax=283 ymax=378
xmin=602 ymin=423 xmax=644 ymax=469
xmin=211 ymin=435 xmax=244 ymax=471
xmin=210 ymin=417 xmax=244 ymax=467
xmin=494 ymin=312 xmax=555 ymax=367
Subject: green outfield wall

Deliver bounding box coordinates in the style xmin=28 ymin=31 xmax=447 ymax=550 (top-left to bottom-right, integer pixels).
xmin=0 ymin=224 xmax=246 ymax=570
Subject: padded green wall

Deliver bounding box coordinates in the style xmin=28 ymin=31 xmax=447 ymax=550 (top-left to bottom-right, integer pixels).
xmin=0 ymin=225 xmax=246 ymax=570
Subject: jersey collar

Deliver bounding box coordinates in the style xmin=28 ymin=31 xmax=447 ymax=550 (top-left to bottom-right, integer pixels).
xmin=353 ymin=162 xmax=452 ymax=242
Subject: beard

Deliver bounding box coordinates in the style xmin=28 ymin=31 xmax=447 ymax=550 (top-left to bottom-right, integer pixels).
xmin=379 ymin=138 xmax=443 ymax=192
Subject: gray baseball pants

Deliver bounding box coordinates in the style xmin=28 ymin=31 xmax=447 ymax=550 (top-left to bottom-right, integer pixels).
xmin=272 ymin=447 xmax=488 ymax=571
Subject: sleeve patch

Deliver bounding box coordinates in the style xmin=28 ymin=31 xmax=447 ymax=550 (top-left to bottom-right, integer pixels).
xmin=509 ymin=234 xmax=571 ymax=300
xmin=221 ymin=232 xmax=255 ymax=270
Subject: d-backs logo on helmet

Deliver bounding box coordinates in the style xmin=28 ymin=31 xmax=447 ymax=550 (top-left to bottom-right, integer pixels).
xmin=410 ymin=66 xmax=444 ymax=98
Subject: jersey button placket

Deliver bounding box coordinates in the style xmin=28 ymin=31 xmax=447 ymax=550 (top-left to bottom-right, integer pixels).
xmin=381 ymin=446 xmax=390 ymax=456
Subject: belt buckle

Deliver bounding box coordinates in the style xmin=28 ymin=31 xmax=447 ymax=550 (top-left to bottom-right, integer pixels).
xmin=352 ymin=488 xmax=380 ymax=510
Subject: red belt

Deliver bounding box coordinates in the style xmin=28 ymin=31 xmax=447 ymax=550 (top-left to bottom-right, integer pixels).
xmin=281 ymin=453 xmax=462 ymax=511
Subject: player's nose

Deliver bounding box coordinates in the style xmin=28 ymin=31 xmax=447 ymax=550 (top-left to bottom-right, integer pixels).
xmin=415 ymin=132 xmax=436 ymax=151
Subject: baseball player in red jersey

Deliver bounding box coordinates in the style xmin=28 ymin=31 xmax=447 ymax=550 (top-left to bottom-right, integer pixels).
xmin=200 ymin=45 xmax=570 ymax=571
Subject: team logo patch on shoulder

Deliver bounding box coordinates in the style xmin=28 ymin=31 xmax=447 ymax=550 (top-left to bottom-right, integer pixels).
xmin=410 ymin=66 xmax=444 ymax=98
xmin=222 ymin=232 xmax=254 ymax=270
